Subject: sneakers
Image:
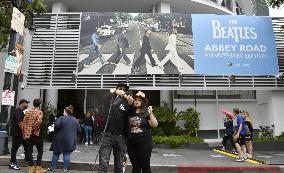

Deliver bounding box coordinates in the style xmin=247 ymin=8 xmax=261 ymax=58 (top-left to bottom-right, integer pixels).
xmin=85 ymin=142 xmax=88 ymax=145
xmin=246 ymin=153 xmax=253 ymax=159
xmin=9 ymin=163 xmax=20 ymax=170
xmin=47 ymin=167 xmax=55 ymax=172
xmin=63 ymin=168 xmax=69 ymax=172
xmin=90 ymin=141 xmax=93 ymax=145
xmin=236 ymin=157 xmax=246 ymax=162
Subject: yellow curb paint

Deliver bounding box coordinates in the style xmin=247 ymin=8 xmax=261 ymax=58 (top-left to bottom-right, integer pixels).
xmin=212 ymin=149 xmax=269 ymax=165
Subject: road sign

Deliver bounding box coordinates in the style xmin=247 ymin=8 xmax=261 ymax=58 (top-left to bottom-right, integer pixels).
xmin=2 ymin=90 xmax=15 ymax=106
xmin=11 ymin=7 xmax=25 ymax=36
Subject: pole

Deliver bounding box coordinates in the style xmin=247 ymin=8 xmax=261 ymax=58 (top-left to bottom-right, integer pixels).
xmin=0 ymin=53 xmax=5 ymax=107
xmin=0 ymin=0 xmax=20 ymax=155
xmin=216 ymin=90 xmax=220 ymax=139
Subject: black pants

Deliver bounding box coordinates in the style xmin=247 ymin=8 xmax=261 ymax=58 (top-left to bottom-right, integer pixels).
xmin=108 ymin=49 xmax=130 ymax=64
xmin=24 ymin=135 xmax=43 ymax=166
xmin=222 ymin=134 xmax=236 ymax=150
xmin=98 ymin=134 xmax=126 ymax=173
xmin=127 ymin=135 xmax=153 ymax=173
xmin=10 ymin=136 xmax=27 ymax=164
xmin=135 ymin=50 xmax=156 ymax=67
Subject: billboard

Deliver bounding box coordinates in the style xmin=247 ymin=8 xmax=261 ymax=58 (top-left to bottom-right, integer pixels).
xmin=78 ymin=13 xmax=194 ymax=75
xmin=192 ymin=14 xmax=279 ymax=75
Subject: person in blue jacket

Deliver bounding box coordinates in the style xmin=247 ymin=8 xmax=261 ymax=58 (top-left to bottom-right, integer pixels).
xmin=47 ymin=106 xmax=80 ymax=172
xmin=84 ymin=28 xmax=106 ymax=66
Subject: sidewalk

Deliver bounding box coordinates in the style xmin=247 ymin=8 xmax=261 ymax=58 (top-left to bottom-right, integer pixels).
xmin=0 ymin=142 xmax=283 ymax=173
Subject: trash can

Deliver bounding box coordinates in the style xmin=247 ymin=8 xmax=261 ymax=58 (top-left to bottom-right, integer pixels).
xmin=0 ymin=130 xmax=8 ymax=155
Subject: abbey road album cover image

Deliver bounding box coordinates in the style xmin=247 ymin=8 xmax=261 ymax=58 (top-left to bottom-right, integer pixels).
xmin=78 ymin=12 xmax=194 ymax=75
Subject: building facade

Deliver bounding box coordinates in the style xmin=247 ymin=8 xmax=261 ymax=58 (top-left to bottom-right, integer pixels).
xmin=18 ymin=0 xmax=284 ymax=139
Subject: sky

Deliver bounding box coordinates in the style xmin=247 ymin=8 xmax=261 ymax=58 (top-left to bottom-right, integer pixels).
xmin=269 ymin=6 xmax=284 ymax=17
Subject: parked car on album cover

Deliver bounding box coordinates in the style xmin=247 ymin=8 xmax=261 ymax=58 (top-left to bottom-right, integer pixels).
xmin=121 ymin=23 xmax=130 ymax=28
xmin=97 ymin=25 xmax=115 ymax=37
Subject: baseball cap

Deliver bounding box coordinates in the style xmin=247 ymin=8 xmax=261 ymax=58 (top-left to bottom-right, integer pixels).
xmin=116 ymin=82 xmax=129 ymax=91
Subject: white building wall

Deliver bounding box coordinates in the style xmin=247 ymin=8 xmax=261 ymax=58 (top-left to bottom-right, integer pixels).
xmin=174 ymin=99 xmax=259 ymax=131
xmin=270 ymin=91 xmax=284 ymax=136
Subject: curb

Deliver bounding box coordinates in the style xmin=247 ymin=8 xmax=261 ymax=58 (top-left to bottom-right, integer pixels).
xmin=177 ymin=165 xmax=283 ymax=173
xmin=0 ymin=157 xmax=176 ymax=173
xmin=1 ymin=157 xmax=283 ymax=173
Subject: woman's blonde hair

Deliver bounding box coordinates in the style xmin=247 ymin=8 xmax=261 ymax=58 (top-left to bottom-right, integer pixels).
xmin=243 ymin=111 xmax=252 ymax=123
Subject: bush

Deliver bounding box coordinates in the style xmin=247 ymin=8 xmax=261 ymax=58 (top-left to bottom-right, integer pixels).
xmin=177 ymin=107 xmax=200 ymax=136
xmin=253 ymin=132 xmax=284 ymax=142
xmin=253 ymin=137 xmax=276 ymax=142
xmin=276 ymin=132 xmax=284 ymax=141
xmin=152 ymin=106 xmax=181 ymax=136
xmin=153 ymin=135 xmax=204 ymax=146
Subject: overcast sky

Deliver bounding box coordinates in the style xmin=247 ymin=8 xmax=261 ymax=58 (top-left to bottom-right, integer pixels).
xmin=269 ymin=6 xmax=284 ymax=17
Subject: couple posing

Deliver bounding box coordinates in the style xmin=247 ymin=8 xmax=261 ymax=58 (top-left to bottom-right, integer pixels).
xmin=98 ymin=83 xmax=158 ymax=173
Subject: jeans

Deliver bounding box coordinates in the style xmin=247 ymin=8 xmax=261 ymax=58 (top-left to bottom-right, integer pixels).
xmin=24 ymin=135 xmax=43 ymax=166
xmin=51 ymin=152 xmax=71 ymax=170
xmin=10 ymin=136 xmax=27 ymax=164
xmin=85 ymin=44 xmax=104 ymax=65
xmin=98 ymin=134 xmax=126 ymax=173
xmin=84 ymin=126 xmax=92 ymax=143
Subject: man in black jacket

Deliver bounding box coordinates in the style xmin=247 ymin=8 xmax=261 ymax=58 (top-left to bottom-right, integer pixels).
xmin=98 ymin=83 xmax=133 ymax=173
xmin=108 ymin=28 xmax=130 ymax=65
xmin=9 ymin=99 xmax=29 ymax=170
xmin=134 ymin=29 xmax=157 ymax=67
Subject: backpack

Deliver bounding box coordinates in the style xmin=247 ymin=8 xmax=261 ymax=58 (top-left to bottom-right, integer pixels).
xmin=243 ymin=123 xmax=251 ymax=135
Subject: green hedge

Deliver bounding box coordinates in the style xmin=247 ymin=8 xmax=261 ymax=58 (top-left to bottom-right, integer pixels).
xmin=153 ymin=135 xmax=204 ymax=146
xmin=253 ymin=132 xmax=284 ymax=142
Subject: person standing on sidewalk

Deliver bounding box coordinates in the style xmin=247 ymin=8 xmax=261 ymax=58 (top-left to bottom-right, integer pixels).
xmin=82 ymin=111 xmax=94 ymax=145
xmin=243 ymin=111 xmax=254 ymax=158
xmin=47 ymin=106 xmax=80 ymax=172
xmin=98 ymin=83 xmax=134 ymax=173
xmin=233 ymin=108 xmax=249 ymax=162
xmin=20 ymin=99 xmax=46 ymax=173
xmin=9 ymin=99 xmax=29 ymax=170
xmin=221 ymin=114 xmax=236 ymax=152
xmin=127 ymin=91 xmax=158 ymax=173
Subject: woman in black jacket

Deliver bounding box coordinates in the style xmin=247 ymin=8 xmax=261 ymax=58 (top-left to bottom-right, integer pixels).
xmin=127 ymin=91 xmax=158 ymax=173
xmin=221 ymin=114 xmax=236 ymax=152
xmin=47 ymin=106 xmax=79 ymax=172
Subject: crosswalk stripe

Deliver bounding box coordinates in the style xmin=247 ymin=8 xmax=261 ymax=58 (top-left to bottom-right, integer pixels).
xmin=79 ymin=54 xmax=112 ymax=74
xmin=213 ymin=149 xmax=269 ymax=165
xmin=112 ymin=54 xmax=135 ymax=74
xmin=79 ymin=53 xmax=194 ymax=74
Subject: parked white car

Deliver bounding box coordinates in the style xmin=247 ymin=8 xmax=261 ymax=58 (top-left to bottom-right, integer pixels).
xmin=97 ymin=25 xmax=115 ymax=37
